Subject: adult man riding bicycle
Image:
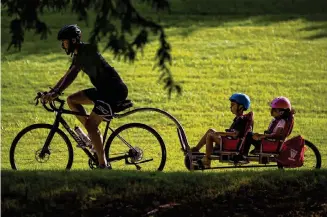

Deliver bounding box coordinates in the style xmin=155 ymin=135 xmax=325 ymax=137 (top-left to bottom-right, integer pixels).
xmin=41 ymin=24 xmax=128 ymax=169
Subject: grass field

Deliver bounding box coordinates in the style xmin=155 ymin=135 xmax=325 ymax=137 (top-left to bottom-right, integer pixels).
xmin=1 ymin=0 xmax=327 ymax=171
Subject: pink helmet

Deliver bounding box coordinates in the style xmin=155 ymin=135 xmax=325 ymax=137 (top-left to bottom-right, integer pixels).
xmin=270 ymin=96 xmax=291 ymax=109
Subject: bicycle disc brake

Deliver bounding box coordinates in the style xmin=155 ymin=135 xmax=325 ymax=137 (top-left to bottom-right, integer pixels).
xmin=35 ymin=148 xmax=50 ymax=163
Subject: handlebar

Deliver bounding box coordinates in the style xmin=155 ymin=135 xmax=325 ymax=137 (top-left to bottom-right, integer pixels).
xmin=34 ymin=92 xmax=65 ymax=112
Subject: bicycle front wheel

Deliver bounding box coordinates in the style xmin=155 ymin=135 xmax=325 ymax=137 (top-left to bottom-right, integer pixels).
xmin=10 ymin=124 xmax=74 ymax=170
xmin=104 ymin=123 xmax=166 ymax=171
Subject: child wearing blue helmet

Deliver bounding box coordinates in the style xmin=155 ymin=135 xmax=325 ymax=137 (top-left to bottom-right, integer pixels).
xmin=191 ymin=93 xmax=251 ymax=168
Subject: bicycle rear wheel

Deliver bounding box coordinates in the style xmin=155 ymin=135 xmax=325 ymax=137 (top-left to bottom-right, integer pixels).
xmin=10 ymin=124 xmax=74 ymax=170
xmin=301 ymin=139 xmax=321 ymax=169
xmin=104 ymin=123 xmax=166 ymax=171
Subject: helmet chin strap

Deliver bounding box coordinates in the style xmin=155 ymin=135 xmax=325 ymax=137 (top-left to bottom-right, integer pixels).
xmin=64 ymin=48 xmax=70 ymax=55
xmin=237 ymin=105 xmax=244 ymax=113
xmin=64 ymin=38 xmax=77 ymax=56
xmin=69 ymin=40 xmax=75 ymax=55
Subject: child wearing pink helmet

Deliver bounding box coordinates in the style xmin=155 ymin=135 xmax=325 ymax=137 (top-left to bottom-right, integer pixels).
xmin=234 ymin=96 xmax=295 ymax=164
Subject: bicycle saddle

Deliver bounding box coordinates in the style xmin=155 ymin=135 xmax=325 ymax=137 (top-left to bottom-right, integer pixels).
xmin=113 ymin=99 xmax=133 ymax=113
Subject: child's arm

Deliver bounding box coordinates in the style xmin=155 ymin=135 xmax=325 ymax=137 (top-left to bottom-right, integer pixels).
xmin=253 ymin=127 xmax=284 ymax=140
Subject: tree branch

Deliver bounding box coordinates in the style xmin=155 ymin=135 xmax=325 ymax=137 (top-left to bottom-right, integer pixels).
xmin=3 ymin=0 xmax=182 ymax=97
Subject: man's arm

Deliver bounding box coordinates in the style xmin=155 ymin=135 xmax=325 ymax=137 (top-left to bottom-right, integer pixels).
xmin=41 ymin=65 xmax=80 ymax=103
xmin=53 ymin=65 xmax=80 ymax=94
xmin=52 ymin=73 xmax=67 ymax=90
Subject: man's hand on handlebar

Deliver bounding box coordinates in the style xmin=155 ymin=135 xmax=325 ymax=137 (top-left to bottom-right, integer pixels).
xmin=40 ymin=91 xmax=59 ymax=104
xmin=34 ymin=89 xmax=66 ymax=112
xmin=35 ymin=87 xmax=62 ymax=104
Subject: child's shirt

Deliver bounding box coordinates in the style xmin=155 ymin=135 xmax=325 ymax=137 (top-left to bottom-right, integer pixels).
xmin=229 ymin=116 xmax=248 ymax=138
xmin=268 ymin=118 xmax=286 ymax=133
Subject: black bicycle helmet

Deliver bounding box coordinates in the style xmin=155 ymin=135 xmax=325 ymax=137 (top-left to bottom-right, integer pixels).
xmin=57 ymin=24 xmax=82 ymax=55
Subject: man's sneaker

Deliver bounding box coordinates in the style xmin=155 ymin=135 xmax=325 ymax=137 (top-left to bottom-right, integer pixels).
xmin=97 ymin=163 xmax=112 ymax=169
xmin=232 ymin=155 xmax=249 ymax=164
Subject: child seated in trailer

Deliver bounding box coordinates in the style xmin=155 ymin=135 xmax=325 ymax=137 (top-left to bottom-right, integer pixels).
xmin=235 ymin=96 xmax=295 ymax=164
xmin=190 ymin=93 xmax=252 ymax=168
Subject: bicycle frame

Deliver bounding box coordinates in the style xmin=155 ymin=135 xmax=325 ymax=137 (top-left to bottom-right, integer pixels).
xmin=114 ymin=107 xmax=190 ymax=151
xmin=41 ymin=101 xmax=135 ymax=166
xmin=38 ymin=97 xmax=194 ymax=169
xmin=40 ymin=106 xmax=93 ymax=164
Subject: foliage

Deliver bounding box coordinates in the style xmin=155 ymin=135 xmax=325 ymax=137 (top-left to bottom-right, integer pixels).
xmin=2 ymin=0 xmax=181 ymax=96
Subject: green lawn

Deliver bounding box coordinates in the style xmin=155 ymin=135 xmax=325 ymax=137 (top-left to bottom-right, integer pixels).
xmin=1 ymin=0 xmax=327 ymax=172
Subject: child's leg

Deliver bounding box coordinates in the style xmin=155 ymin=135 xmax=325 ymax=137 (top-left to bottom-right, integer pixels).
xmin=205 ymin=132 xmax=221 ymax=157
xmin=202 ymin=132 xmax=221 ymax=167
xmin=241 ymin=132 xmax=255 ymax=156
xmin=250 ymin=140 xmax=261 ymax=154
xmin=192 ymin=129 xmax=216 ymax=151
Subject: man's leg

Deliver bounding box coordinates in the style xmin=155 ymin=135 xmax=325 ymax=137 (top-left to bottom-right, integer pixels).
xmin=85 ymin=112 xmax=107 ymax=166
xmin=67 ymin=90 xmax=94 ymax=126
xmin=83 ymin=87 xmax=126 ymax=167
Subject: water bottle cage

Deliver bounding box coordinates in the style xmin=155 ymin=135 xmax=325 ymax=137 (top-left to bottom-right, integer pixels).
xmin=74 ymin=127 xmax=92 ymax=148
xmin=79 ymin=138 xmax=92 ymax=148
xmin=76 ymin=141 xmax=87 ymax=148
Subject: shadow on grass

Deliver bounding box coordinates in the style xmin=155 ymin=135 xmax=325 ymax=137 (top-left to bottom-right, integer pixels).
xmin=162 ymin=14 xmax=327 ymax=40
xmin=2 ymin=169 xmax=327 ymax=217
xmin=298 ymin=23 xmax=327 ymax=40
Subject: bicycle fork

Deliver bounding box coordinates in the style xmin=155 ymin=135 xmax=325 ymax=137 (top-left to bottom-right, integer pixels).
xmin=39 ymin=113 xmax=62 ymax=158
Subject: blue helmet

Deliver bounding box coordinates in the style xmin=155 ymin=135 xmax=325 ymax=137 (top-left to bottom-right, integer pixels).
xmin=229 ymin=93 xmax=251 ymax=110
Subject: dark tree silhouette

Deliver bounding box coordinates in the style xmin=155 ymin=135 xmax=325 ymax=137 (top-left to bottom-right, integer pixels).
xmin=2 ymin=0 xmax=181 ymax=97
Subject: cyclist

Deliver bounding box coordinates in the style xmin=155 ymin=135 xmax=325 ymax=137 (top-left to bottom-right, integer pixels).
xmin=41 ymin=24 xmax=128 ymax=169
xmin=190 ymin=93 xmax=251 ymax=168
xmin=235 ymin=96 xmax=295 ymax=163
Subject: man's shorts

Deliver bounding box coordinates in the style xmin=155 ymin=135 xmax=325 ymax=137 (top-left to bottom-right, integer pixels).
xmin=83 ymin=86 xmax=128 ymax=116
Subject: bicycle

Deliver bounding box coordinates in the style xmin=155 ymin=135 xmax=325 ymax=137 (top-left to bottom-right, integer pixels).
xmin=10 ymin=92 xmax=168 ymax=171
